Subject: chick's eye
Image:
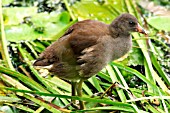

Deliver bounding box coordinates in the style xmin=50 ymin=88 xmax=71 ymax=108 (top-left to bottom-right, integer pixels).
xmin=129 ymin=21 xmax=136 ymax=26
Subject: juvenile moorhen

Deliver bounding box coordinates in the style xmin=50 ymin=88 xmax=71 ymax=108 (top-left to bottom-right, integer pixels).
xmin=33 ymin=13 xmax=146 ymax=109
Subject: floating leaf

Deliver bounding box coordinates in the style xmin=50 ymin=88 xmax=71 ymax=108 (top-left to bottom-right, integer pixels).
xmin=147 ymin=16 xmax=170 ymax=31
xmin=3 ymin=7 xmax=37 ymax=25
xmin=2 ymin=7 xmax=72 ymax=42
xmin=71 ymin=1 xmax=118 ymax=23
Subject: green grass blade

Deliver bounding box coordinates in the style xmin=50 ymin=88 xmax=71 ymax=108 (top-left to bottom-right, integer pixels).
xmin=106 ymin=65 xmax=127 ymax=102
xmin=0 ymin=66 xmax=48 ymax=92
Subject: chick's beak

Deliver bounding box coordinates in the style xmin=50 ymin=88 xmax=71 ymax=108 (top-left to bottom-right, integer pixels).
xmin=136 ymin=23 xmax=147 ymax=35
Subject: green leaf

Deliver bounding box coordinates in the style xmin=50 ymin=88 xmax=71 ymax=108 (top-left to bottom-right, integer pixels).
xmin=0 ymin=66 xmax=48 ymax=92
xmin=128 ymin=41 xmax=144 ymax=66
xmin=59 ymin=11 xmax=71 ymax=23
xmin=0 ymin=96 xmax=20 ymax=103
xmin=2 ymin=7 xmax=71 ymax=42
xmin=2 ymin=0 xmax=13 ymax=6
xmin=6 ymin=103 xmax=35 ymax=113
xmin=147 ymin=16 xmax=170 ymax=31
xmin=71 ymin=1 xmax=116 ymax=23
xmin=3 ymin=7 xmax=37 ymax=25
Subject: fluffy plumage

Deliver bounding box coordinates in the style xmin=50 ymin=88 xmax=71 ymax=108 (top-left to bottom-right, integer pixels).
xmin=33 ymin=13 xmax=146 ymax=109
xmin=34 ymin=13 xmax=145 ymax=81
